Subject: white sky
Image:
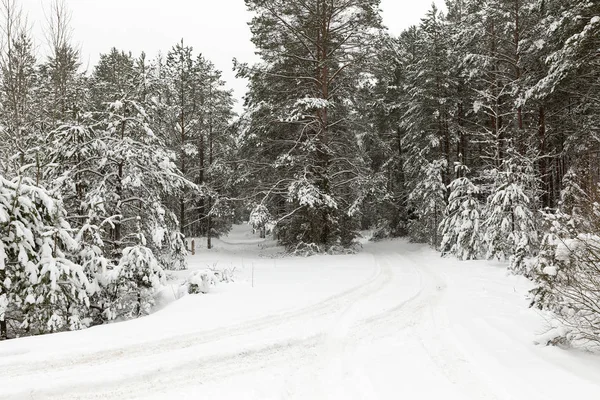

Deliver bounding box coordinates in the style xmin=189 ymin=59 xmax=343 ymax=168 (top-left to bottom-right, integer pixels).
xmin=21 ymin=0 xmax=446 ymax=112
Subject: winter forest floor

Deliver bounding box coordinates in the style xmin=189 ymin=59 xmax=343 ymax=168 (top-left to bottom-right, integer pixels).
xmin=1 ymin=225 xmax=600 ymax=399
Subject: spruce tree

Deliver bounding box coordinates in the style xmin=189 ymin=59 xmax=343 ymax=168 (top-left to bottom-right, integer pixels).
xmin=440 ymin=162 xmax=482 ymax=260
xmin=0 ymin=176 xmax=89 ymax=338
xmin=483 ymin=149 xmax=538 ymax=261
xmin=408 ymin=158 xmax=447 ymax=247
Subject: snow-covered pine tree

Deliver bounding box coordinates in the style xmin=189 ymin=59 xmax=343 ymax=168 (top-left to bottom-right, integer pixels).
xmin=396 ymin=6 xmax=467 ymax=248
xmin=408 ymin=158 xmax=447 ymax=248
xmin=401 ymin=4 xmax=455 ymax=188
xmin=103 ymin=242 xmax=164 ymax=320
xmin=89 ymin=49 xmax=191 ymax=269
xmin=0 ymin=176 xmax=89 ymax=339
xmin=558 ymin=168 xmax=593 ymax=233
xmin=439 ymin=162 xmax=482 ymax=260
xmin=39 ymin=0 xmax=83 ymax=126
xmin=236 ymin=0 xmax=383 ymax=250
xmin=354 ymin=31 xmax=412 ymax=238
xmin=512 ymin=0 xmax=600 ymax=212
xmin=43 ymin=49 xmax=192 ymax=320
xmin=195 ymin=65 xmax=235 ymax=249
xmin=40 ymin=0 xmax=94 ymax=244
xmin=249 ymin=204 xmax=272 ymax=239
xmin=162 ymin=41 xmax=202 ymax=237
xmin=483 ymin=148 xmax=538 ymax=264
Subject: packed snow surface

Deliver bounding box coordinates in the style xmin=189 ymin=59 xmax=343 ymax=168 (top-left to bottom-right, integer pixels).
xmin=1 ymin=225 xmax=600 ymax=399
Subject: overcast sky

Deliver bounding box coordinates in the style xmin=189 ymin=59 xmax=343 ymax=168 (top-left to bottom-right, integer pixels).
xmin=21 ymin=0 xmax=446 ymax=112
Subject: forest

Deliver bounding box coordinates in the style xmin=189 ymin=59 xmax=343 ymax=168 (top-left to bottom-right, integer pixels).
xmin=0 ymin=0 xmax=598 ymax=351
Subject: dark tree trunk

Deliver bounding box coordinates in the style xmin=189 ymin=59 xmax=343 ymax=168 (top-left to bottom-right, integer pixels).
xmin=538 ymin=106 xmax=549 ymax=208
xmin=0 ymin=319 xmax=7 ymax=340
xmin=206 ymin=197 xmax=213 ymax=250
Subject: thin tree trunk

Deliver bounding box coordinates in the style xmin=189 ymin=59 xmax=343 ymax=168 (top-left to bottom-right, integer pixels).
xmin=538 ymin=105 xmax=549 ymax=207
xmin=206 ymin=84 xmax=214 ymax=249
xmin=0 ymin=319 xmax=6 ymax=340
xmin=514 ymin=0 xmax=523 ymax=138
xmin=115 ymin=120 xmax=126 ymax=249
xmin=206 ymin=201 xmax=212 ymax=249
xmin=179 ymin=50 xmax=186 ymax=235
xmin=317 ymin=0 xmax=331 ymax=245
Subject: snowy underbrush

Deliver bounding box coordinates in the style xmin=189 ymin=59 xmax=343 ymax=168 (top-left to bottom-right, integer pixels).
xmin=529 ymin=233 xmax=600 ymax=351
xmin=369 ymin=225 xmax=391 ymax=242
xmin=289 ymin=241 xmax=361 ymax=257
xmin=178 ymin=265 xmax=236 ymax=297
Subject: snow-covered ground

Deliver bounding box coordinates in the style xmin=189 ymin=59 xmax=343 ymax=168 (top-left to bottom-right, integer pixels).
xmin=2 ymin=224 xmax=600 ymax=400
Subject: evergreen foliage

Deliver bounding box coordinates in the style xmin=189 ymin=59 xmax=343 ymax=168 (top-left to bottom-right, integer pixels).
xmin=440 ymin=163 xmax=482 ymax=260
xmin=235 ymin=0 xmax=384 ymax=251
xmin=0 ymin=1 xmax=235 ymax=338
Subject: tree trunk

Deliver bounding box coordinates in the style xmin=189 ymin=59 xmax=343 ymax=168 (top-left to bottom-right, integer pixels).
xmin=458 ymin=99 xmax=467 ymax=167
xmin=538 ymin=105 xmax=549 ymax=208
xmin=514 ymin=0 xmax=525 ymax=156
xmin=179 ymin=54 xmax=186 ymax=235
xmin=317 ymin=0 xmax=332 ymax=246
xmin=206 ymin=197 xmax=212 ymax=250
xmin=115 ymin=120 xmax=126 ymax=250
xmin=0 ymin=319 xmax=7 ymax=340
xmin=207 ymin=88 xmax=214 ymax=249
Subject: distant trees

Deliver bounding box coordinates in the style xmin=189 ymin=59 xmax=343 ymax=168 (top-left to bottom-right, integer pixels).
xmin=161 ymin=42 xmax=235 ymax=247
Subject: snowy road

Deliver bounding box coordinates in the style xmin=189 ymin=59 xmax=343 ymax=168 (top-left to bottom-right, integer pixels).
xmin=2 ymin=228 xmax=600 ymax=399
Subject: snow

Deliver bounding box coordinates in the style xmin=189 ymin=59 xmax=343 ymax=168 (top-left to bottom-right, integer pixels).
xmin=542 ymin=266 xmax=558 ymax=276
xmin=1 ymin=224 xmax=600 ymax=399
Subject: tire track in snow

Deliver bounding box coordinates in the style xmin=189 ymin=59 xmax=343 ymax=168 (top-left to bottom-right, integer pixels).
xmin=5 ymin=242 xmax=502 ymax=400
xmin=317 ymin=259 xmax=393 ymax=400
xmin=16 ymin=336 xmax=324 ymax=400
xmin=4 ymin=253 xmax=398 ymax=399
xmin=382 ymin=248 xmax=501 ymax=400
xmin=3 ymin=254 xmax=382 ymax=378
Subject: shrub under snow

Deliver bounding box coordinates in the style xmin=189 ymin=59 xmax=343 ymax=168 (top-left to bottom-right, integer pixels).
xmin=180 ymin=266 xmax=235 ymax=296
xmin=530 ymin=230 xmax=600 ymax=350
xmin=102 ymin=245 xmax=165 ymax=320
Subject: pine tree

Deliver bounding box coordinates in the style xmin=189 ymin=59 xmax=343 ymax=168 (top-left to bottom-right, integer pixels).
xmin=408 ymin=158 xmax=447 ymax=247
xmin=440 ymin=162 xmax=482 ymax=260
xmin=103 ymin=243 xmax=164 ymax=320
xmin=401 ymin=5 xmax=455 ymax=189
xmin=90 ymin=50 xmax=190 ymax=267
xmin=358 ymin=32 xmax=413 ymax=238
xmin=483 ymin=149 xmax=538 ymax=261
xmin=0 ymin=176 xmax=89 ymax=338
xmin=162 ymin=42 xmax=235 ymax=247
xmin=237 ymin=0 xmax=384 ymax=249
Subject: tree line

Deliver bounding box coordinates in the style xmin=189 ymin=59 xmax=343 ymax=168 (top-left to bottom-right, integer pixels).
xmin=0 ymin=0 xmax=235 ymax=338
xmin=237 ymin=0 xmax=600 ymax=348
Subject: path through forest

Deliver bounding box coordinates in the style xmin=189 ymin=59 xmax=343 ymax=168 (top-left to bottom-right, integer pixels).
xmin=1 ymin=225 xmax=600 ymax=399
